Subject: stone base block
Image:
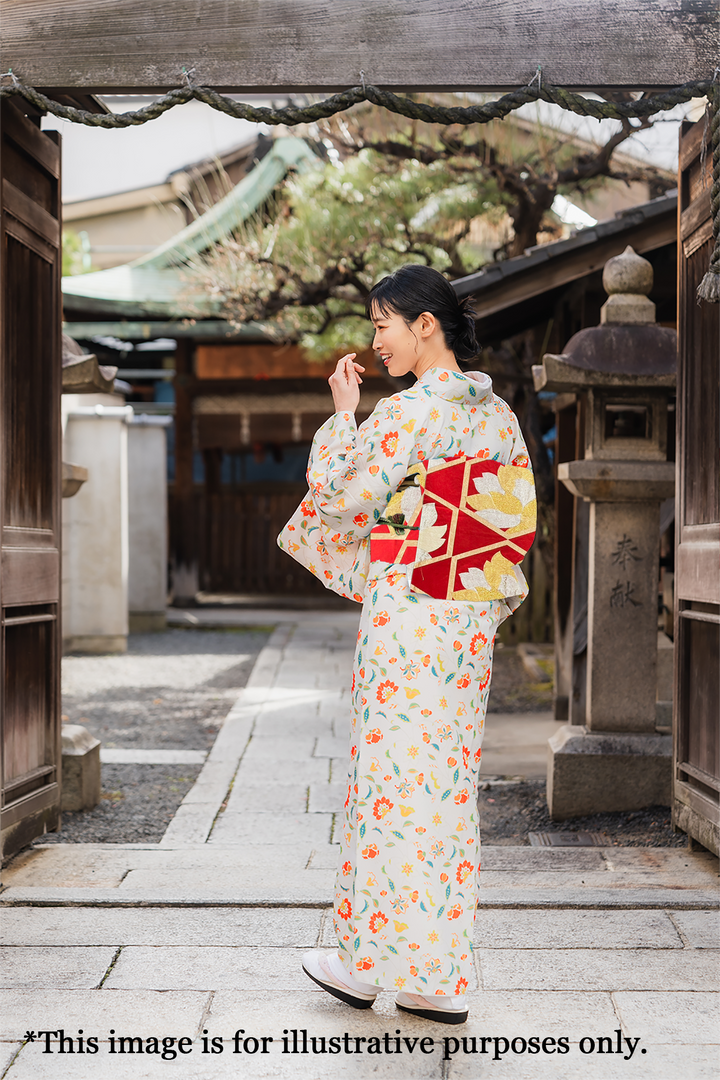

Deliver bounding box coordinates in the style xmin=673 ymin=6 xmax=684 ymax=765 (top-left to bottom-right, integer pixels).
xmin=547 ymin=724 xmax=672 ymax=820
xmin=129 ymin=612 xmax=167 ymax=633
xmin=61 ymin=725 xmax=101 ymax=812
xmin=673 ymin=799 xmax=720 ymax=857
xmin=62 ymin=634 xmax=127 ymax=655
xmin=656 ymin=700 xmax=672 ymax=730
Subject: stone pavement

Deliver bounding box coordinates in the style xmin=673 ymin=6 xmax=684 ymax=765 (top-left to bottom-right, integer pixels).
xmin=1 ymin=610 xmax=718 ymax=1079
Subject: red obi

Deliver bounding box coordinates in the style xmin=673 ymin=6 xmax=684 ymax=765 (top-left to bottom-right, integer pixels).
xmin=369 ymin=453 xmax=536 ymax=603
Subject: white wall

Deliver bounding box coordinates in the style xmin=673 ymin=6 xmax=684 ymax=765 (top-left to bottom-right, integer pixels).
xmin=128 ymin=419 xmax=169 ymax=629
xmin=62 ymin=395 xmax=131 ymax=653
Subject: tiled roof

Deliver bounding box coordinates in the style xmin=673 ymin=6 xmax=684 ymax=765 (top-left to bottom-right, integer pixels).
xmin=62 ymin=137 xmax=319 ymax=319
xmin=452 ymin=192 xmax=677 ymax=305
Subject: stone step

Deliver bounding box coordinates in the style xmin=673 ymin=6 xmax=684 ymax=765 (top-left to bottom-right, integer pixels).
xmin=1 ymin=885 xmax=717 ymax=910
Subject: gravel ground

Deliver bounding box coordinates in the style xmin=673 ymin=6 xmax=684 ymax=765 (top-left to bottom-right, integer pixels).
xmin=486 ymin=644 xmax=554 ymax=714
xmin=50 ymin=763 xmax=204 ymax=844
xmin=61 ymin=627 xmax=272 ymax=751
xmin=478 ymin=780 xmax=685 ymax=848
xmin=39 ymin=627 xmax=270 ymax=846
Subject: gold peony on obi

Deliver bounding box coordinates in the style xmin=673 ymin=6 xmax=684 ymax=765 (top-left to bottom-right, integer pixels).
xmin=369 ymin=452 xmax=536 ymax=602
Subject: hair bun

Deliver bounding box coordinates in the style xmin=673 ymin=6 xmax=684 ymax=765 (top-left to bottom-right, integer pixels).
xmin=452 ymin=296 xmax=479 ymax=362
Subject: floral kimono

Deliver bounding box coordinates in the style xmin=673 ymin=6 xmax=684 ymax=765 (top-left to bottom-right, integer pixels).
xmin=278 ymin=369 xmax=535 ymax=996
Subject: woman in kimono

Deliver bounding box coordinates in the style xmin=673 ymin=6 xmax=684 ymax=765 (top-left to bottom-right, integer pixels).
xmin=278 ymin=264 xmax=535 ymax=1024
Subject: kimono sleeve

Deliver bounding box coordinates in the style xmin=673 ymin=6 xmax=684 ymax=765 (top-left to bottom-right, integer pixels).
xmin=277 ymin=395 xmax=422 ymax=602
xmin=308 ymin=401 xmax=420 ymax=533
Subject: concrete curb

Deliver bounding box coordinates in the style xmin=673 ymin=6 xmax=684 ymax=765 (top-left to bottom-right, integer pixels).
xmin=2 ymin=887 xmax=717 ymax=909
xmin=159 ymin=623 xmax=295 ymax=848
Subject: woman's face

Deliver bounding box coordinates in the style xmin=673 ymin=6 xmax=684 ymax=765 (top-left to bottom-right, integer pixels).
xmin=370 ymin=306 xmax=424 ymax=378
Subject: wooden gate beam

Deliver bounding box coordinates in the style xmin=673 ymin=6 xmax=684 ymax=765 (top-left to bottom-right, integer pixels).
xmin=3 ymin=1 xmax=717 ymax=95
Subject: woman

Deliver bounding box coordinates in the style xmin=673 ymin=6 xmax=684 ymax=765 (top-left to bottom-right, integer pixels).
xmin=278 ymin=264 xmax=535 ymax=1024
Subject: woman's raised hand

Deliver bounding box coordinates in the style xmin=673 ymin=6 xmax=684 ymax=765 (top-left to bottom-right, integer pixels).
xmin=328 ymin=352 xmax=365 ymax=413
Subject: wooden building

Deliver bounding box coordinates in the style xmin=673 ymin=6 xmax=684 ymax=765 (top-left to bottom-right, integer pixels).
xmin=673 ymin=117 xmax=719 ymax=854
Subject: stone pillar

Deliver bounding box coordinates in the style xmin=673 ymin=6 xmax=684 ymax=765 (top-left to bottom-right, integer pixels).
xmin=533 ymin=247 xmax=676 ymax=819
xmin=128 ymin=416 xmax=170 ymax=632
xmin=62 ymin=396 xmax=132 ymax=654
xmin=587 ymin=501 xmax=660 ymax=732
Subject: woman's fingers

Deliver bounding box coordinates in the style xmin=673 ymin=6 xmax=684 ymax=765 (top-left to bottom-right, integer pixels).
xmin=330 ymin=353 xmax=364 ymax=385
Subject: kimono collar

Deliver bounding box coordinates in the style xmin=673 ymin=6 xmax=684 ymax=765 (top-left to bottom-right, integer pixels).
xmin=417 ymin=367 xmax=493 ymax=405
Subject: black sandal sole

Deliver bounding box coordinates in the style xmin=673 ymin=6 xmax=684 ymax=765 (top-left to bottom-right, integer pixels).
xmin=396 ymin=1001 xmax=468 ymax=1025
xmin=302 ymin=964 xmax=377 ymax=1009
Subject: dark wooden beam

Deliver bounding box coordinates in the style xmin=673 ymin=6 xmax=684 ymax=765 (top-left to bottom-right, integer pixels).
xmin=4 ymin=1 xmax=717 ymax=94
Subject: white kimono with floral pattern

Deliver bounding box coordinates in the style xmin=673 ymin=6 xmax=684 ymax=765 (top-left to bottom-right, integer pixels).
xmin=278 ymin=369 xmax=533 ymax=996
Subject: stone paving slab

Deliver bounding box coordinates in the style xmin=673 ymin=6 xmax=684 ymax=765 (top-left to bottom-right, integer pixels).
xmin=103 ymin=945 xmax=314 ymax=991
xmin=224 ymin=783 xmax=309 ymax=815
xmin=209 ymin=988 xmax=622 ymax=1042
xmin=480 ymin=712 xmax=558 ymax=779
xmin=114 ymin=871 xmax=336 ymax=904
xmin=306 ymin=845 xmax=341 ymax=869
xmin=447 ymin=1045 xmax=718 ymax=1080
xmin=0 ymin=1044 xmax=21 ymax=1074
xmin=477 ymin=869 xmax=717 ymax=889
xmin=319 ymin=694 xmax=352 ymax=722
xmin=241 ymin=736 xmax=318 ymax=762
xmin=307 ymin=782 xmax=347 ymax=813
xmin=207 ymin=990 xmax=613 ymax=1068
xmin=314 ymin=735 xmax=351 ymax=758
xmin=0 ymin=946 xmax=117 ymax=990
xmin=329 ymin=757 xmax=350 ymax=781
xmin=670 ymin=908 xmax=720 ymax=947
xmin=477 ymin=947 xmax=720 ymax=991
xmin=252 ymin=712 xmax=335 ymax=739
xmin=233 ymin=756 xmax=330 ymax=786
xmin=2 ymin=844 xmax=323 ymax=890
xmin=1 ymin=847 xmax=142 ymax=889
xmin=613 ymin=990 xmax=720 ymax=1043
xmin=602 ymin=848 xmax=718 ymax=874
xmin=480 ymin=848 xmax=607 ymax=871
xmin=6 ymin=1041 xmax=715 ymax=1080
xmin=208 ymin=812 xmax=334 ymax=848
xmin=0 ymin=907 xmax=324 ymax=948
xmin=0 ymin=989 xmax=210 ymax=1040
xmin=472 ymin=909 xmax=685 ymax=949
xmin=0 ymin=1039 xmax=444 ymax=1080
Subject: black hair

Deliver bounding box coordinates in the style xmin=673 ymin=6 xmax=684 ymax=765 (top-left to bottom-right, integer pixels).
xmin=364 ymin=263 xmax=479 ymax=362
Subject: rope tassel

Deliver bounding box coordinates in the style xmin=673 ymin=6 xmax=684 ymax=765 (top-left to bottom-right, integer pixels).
xmin=696 ymin=79 xmax=720 ymax=304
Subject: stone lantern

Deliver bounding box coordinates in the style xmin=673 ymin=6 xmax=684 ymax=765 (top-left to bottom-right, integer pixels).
xmin=533 ymin=247 xmax=676 ymax=818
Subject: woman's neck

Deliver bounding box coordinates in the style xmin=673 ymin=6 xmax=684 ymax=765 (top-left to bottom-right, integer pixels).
xmin=413 ymin=348 xmax=461 ymax=380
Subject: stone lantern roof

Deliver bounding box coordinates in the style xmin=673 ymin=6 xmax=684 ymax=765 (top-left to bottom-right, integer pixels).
xmin=533 ymin=246 xmax=676 ymax=393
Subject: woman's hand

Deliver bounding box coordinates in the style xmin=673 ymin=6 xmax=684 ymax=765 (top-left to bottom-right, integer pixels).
xmin=328 ymin=352 xmax=365 ymax=413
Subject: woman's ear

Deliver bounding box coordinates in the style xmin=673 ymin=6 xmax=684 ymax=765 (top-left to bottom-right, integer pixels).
xmin=418 ymin=311 xmax=437 ymax=339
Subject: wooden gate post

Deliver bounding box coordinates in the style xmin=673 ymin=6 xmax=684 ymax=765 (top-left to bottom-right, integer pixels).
xmin=0 ymin=101 xmax=63 ymax=860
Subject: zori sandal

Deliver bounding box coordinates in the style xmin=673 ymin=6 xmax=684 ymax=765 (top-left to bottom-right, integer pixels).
xmin=301 ymin=950 xmax=381 ymax=1009
xmin=395 ymin=990 xmax=468 ymax=1025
